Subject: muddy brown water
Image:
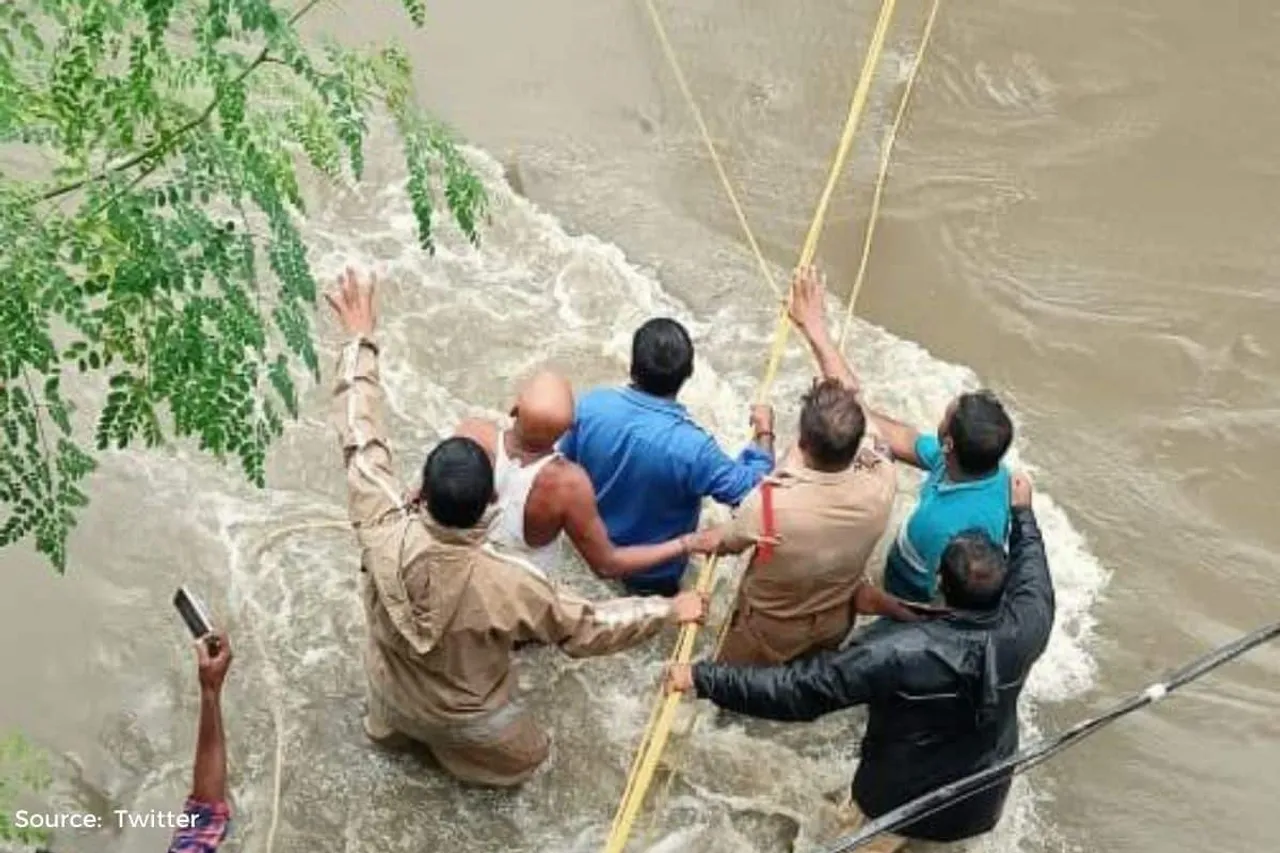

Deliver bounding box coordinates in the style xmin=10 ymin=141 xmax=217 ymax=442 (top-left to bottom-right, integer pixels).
xmin=2 ymin=1 xmax=1278 ymax=851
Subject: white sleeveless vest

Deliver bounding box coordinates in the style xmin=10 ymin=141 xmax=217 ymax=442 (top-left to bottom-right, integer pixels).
xmin=486 ymin=430 xmax=564 ymax=574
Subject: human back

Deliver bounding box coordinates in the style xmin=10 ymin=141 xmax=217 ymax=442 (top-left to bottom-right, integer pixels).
xmin=713 ymin=379 xmax=901 ymax=664
xmin=560 ymin=318 xmax=775 ymax=596
xmin=854 ymin=505 xmax=1052 ymax=840
xmin=454 ymin=370 xmax=576 ymax=571
xmin=850 ymin=609 xmax=1028 ymax=839
xmin=568 ymin=385 xmax=710 ymax=537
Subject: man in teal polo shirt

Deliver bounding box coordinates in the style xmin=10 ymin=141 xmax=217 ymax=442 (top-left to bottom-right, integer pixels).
xmin=875 ymin=392 xmax=1014 ymax=603
xmin=786 ymin=264 xmax=1015 ymax=604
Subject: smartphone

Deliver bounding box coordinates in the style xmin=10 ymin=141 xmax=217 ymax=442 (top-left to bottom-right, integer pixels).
xmin=173 ymin=586 xmax=220 ymax=654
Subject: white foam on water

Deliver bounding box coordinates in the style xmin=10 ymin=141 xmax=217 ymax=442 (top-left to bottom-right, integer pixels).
xmin=94 ymin=142 xmax=1109 ymax=852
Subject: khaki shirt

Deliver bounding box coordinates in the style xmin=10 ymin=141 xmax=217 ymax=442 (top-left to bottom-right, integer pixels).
xmin=723 ymin=436 xmax=897 ymax=622
xmin=334 ymin=337 xmax=674 ymax=734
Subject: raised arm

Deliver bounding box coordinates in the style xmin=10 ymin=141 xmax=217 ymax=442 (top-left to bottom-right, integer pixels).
xmin=167 ymin=632 xmax=233 ymax=853
xmin=327 ymin=270 xmax=409 ymax=540
xmin=190 ymin=635 xmax=230 ymax=805
xmin=786 ymin=265 xmax=926 ymax=468
xmin=787 ymin=264 xmax=861 ymax=394
xmin=1002 ymin=475 xmax=1055 ymax=658
xmin=681 ymin=639 xmax=898 ymax=722
xmin=558 ymin=464 xmax=704 ymax=578
xmin=865 ymin=410 xmax=926 ymax=469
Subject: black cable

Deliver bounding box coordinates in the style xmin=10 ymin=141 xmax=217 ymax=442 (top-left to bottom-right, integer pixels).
xmin=819 ymin=619 xmax=1280 ymax=853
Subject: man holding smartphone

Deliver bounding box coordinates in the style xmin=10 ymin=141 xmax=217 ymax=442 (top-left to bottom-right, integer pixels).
xmin=166 ymin=632 xmax=232 ymax=853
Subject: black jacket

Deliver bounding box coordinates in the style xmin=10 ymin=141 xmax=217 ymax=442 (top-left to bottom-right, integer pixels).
xmin=692 ymin=506 xmax=1054 ymax=842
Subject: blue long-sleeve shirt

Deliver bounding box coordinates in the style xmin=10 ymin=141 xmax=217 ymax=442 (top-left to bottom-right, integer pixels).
xmin=559 ymin=387 xmax=774 ymax=589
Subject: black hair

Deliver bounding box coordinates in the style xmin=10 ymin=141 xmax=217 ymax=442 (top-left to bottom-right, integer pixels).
xmin=938 ymin=530 xmax=1007 ymax=611
xmin=420 ymin=437 xmax=493 ymax=529
xmin=798 ymin=379 xmax=867 ymax=470
xmin=630 ymin=318 xmax=694 ymax=398
xmin=947 ymin=390 xmax=1013 ymax=476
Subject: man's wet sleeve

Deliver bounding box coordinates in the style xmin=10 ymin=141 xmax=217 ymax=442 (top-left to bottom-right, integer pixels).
xmin=1003 ymin=506 xmax=1055 ymax=658
xmin=692 ymin=435 xmax=771 ymax=507
xmin=504 ymin=565 xmax=673 ymax=657
xmin=913 ymin=433 xmax=944 ymax=471
xmin=332 ymin=337 xmax=407 ymax=534
xmin=692 ymin=641 xmax=893 ymax=722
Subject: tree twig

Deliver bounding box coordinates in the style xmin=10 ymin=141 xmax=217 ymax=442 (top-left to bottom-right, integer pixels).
xmin=38 ymin=0 xmax=328 ymax=203
xmin=20 ymin=369 xmax=55 ymax=495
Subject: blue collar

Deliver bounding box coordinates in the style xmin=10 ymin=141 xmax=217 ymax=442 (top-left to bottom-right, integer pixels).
xmin=621 ymin=386 xmax=688 ymax=415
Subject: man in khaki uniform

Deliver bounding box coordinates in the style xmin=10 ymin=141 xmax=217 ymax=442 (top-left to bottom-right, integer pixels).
xmin=326 ymin=268 xmax=707 ymax=787
xmin=710 ymin=266 xmax=921 ymax=666
xmin=712 ymin=382 xmax=917 ymax=665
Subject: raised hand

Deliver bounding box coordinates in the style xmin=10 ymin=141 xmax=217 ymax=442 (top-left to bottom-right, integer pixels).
xmin=787 ymin=264 xmax=829 ymax=337
xmin=196 ymin=631 xmax=232 ymax=695
xmin=324 ymin=266 xmax=378 ymax=337
xmin=1011 ymin=472 xmax=1033 ymax=508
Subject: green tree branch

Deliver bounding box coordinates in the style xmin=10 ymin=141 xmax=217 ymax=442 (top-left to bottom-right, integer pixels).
xmin=1 ymin=0 xmax=487 ymax=573
xmin=38 ymin=0 xmax=329 ymax=203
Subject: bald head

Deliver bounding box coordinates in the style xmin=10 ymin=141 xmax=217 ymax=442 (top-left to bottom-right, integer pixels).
xmin=512 ymin=370 xmax=575 ymax=453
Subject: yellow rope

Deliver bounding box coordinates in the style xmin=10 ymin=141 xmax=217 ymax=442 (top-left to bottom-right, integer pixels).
xmin=706 ymin=0 xmax=942 ymax=677
xmin=640 ymin=0 xmax=778 ymax=300
xmin=601 ymin=1 xmax=900 ymax=850
xmin=637 ymin=8 xmax=946 ymax=840
xmin=755 ymin=0 xmax=900 ymax=405
xmin=837 ymin=0 xmax=943 ymax=348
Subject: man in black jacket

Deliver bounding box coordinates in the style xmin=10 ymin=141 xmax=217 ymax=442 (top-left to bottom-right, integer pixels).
xmin=668 ymin=474 xmax=1053 ymax=851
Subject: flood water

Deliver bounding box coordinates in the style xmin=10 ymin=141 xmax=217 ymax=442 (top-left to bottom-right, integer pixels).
xmin=2 ymin=1 xmax=1279 ymax=851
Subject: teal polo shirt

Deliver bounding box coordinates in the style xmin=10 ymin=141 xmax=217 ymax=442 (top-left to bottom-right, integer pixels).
xmin=883 ymin=434 xmax=1011 ymax=602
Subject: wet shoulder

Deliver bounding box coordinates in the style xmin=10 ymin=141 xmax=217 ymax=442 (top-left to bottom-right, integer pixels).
xmin=576 ymin=388 xmax=707 ymax=446
xmin=574 ymin=386 xmax=649 ymax=420
xmin=870 ymin=617 xmax=979 ymax=662
xmin=576 ymin=386 xmax=620 ymax=411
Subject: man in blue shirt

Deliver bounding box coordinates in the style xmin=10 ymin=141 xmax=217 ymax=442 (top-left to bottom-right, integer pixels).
xmin=786 ymin=264 xmax=1015 ymax=605
xmin=560 ymin=318 xmax=775 ymax=597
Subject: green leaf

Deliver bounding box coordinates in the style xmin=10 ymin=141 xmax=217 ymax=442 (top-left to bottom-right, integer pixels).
xmin=0 ymin=0 xmax=488 ymax=574
xmin=399 ymin=0 xmax=428 ymax=27
xmin=0 ymin=731 xmax=52 ymax=846
xmin=19 ymin=22 xmax=43 ymax=52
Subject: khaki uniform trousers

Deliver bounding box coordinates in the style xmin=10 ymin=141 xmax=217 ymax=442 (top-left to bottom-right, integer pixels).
xmin=363 ymin=685 xmax=550 ymax=788
xmin=716 ymin=602 xmax=854 ymax=666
